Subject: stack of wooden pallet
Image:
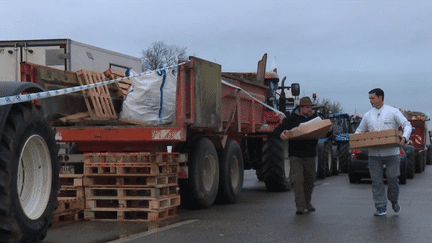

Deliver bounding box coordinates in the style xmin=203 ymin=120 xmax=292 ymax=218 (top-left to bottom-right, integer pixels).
xmin=82 ymin=152 xmax=181 ymax=222
xmin=53 ymin=173 xmax=85 ymax=227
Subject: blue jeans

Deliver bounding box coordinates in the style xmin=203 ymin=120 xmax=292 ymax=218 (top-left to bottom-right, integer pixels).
xmin=368 ymin=155 xmax=400 ymax=209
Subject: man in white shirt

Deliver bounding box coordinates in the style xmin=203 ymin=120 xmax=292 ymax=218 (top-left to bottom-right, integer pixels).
xmin=355 ymin=88 xmax=412 ymax=216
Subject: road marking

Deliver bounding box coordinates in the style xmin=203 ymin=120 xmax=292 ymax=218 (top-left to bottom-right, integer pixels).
xmin=107 ymin=219 xmax=199 ymax=243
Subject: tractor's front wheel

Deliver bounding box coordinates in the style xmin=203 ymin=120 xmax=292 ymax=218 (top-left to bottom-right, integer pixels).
xmin=0 ymin=103 xmax=60 ymax=243
xmin=261 ymin=137 xmax=290 ymax=192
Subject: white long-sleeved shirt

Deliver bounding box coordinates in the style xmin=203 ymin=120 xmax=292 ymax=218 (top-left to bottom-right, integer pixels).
xmin=355 ymin=104 xmax=412 ymax=156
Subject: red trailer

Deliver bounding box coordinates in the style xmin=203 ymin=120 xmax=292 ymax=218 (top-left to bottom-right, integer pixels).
xmin=404 ymin=111 xmax=431 ymax=173
xmin=21 ymin=55 xmax=293 ymax=209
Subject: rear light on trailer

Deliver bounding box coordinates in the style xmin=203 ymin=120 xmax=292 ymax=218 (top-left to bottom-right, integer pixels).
xmin=351 ymin=149 xmax=362 ymax=160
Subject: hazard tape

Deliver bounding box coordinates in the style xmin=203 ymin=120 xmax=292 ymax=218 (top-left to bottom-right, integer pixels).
xmin=0 ymin=62 xmax=186 ymax=107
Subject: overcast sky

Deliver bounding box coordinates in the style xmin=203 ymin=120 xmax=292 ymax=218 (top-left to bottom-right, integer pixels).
xmin=1 ymin=0 xmax=431 ymax=121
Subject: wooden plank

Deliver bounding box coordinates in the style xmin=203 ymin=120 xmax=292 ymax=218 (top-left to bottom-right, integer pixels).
xmin=120 ymin=119 xmax=153 ymax=126
xmin=83 ymin=152 xmax=184 ymax=165
xmin=85 ymin=195 xmax=180 ymax=211
xmin=59 ymin=174 xmax=83 ymax=187
xmin=83 ymin=175 xmax=178 ymax=188
xmin=58 ymin=112 xmax=90 ymax=123
xmin=85 ymin=186 xmax=179 ymax=200
xmin=54 ymin=197 xmax=85 ymax=214
xmin=84 ymin=206 xmax=178 ymax=222
xmin=103 ymin=68 xmax=132 ymax=98
xmin=52 ymin=210 xmax=84 ymax=227
xmin=59 ymin=186 xmax=85 ymax=198
xmin=84 ymin=163 xmax=179 ymax=176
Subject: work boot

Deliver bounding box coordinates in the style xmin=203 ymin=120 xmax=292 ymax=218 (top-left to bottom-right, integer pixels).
xmin=306 ymin=203 xmax=315 ymax=212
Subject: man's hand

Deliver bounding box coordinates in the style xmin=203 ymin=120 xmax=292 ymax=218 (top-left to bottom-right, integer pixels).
xmin=280 ymin=131 xmax=289 ymax=140
xmin=399 ymin=137 xmax=406 ymax=147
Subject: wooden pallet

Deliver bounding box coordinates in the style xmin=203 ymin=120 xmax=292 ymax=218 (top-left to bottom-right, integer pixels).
xmin=84 ymin=163 xmax=179 ymax=176
xmin=60 ymin=174 xmax=83 ymax=187
xmin=85 ymin=185 xmax=179 ymax=199
xmin=76 ymin=69 xmax=117 ymax=119
xmin=59 ymin=186 xmax=85 ymax=198
xmin=52 ymin=210 xmax=84 ymax=227
xmin=83 ymin=152 xmax=186 ymax=165
xmin=82 ymin=175 xmax=178 ymax=188
xmin=54 ymin=197 xmax=85 ymax=214
xmin=84 ymin=206 xmax=178 ymax=222
xmin=86 ymin=194 xmax=180 ymax=211
xmin=103 ymin=68 xmax=132 ymax=99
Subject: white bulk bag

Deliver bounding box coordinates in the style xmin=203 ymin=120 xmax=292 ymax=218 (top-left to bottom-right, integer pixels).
xmin=120 ymin=69 xmax=177 ymax=125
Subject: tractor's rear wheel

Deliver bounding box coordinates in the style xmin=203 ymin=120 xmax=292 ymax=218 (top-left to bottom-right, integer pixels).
xmin=0 ymin=103 xmax=59 ymax=243
xmin=331 ymin=145 xmax=340 ymax=176
xmin=405 ymin=145 xmax=415 ymax=179
xmin=180 ymin=137 xmax=219 ymax=209
xmin=426 ymin=145 xmax=432 ymax=165
xmin=261 ymin=137 xmax=290 ymax=192
xmin=216 ymin=139 xmax=244 ymax=204
xmin=399 ymin=155 xmax=407 ymax=185
xmin=338 ymin=142 xmax=350 ymax=173
xmin=317 ymin=140 xmax=332 ymax=179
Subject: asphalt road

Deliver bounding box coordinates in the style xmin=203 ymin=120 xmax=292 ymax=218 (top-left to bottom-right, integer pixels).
xmin=44 ymin=166 xmax=432 ymax=243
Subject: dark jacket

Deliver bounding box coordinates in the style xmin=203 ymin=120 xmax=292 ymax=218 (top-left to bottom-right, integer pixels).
xmin=273 ymin=108 xmax=319 ymax=158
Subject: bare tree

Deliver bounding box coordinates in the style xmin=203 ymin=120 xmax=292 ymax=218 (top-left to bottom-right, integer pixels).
xmin=321 ymin=98 xmax=344 ymax=113
xmin=142 ymin=41 xmax=187 ymax=71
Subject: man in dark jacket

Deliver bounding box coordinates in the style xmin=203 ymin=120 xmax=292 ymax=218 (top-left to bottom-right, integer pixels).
xmin=274 ymin=96 xmax=320 ymax=214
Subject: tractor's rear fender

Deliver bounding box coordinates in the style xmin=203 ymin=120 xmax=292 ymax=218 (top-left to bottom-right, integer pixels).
xmin=0 ymin=81 xmax=46 ymax=139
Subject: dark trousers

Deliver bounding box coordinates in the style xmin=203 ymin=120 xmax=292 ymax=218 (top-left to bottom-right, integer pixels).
xmin=290 ymin=156 xmax=316 ymax=209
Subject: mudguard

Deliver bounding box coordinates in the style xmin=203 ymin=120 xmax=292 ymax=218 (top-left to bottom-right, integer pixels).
xmin=0 ymin=81 xmax=45 ymax=139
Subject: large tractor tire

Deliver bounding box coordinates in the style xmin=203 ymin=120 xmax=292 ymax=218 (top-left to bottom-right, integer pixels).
xmin=0 ymin=103 xmax=60 ymax=243
xmin=415 ymin=152 xmax=423 ymax=173
xmin=180 ymin=137 xmax=219 ymax=209
xmin=405 ymin=145 xmax=415 ymax=179
xmin=399 ymin=155 xmax=407 ymax=185
xmin=216 ymin=139 xmax=244 ymax=204
xmin=426 ymin=145 xmax=432 ymax=165
xmin=317 ymin=140 xmax=332 ymax=179
xmin=338 ymin=142 xmax=350 ymax=173
xmin=331 ymin=145 xmax=340 ymax=176
xmin=261 ymin=137 xmax=290 ymax=192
